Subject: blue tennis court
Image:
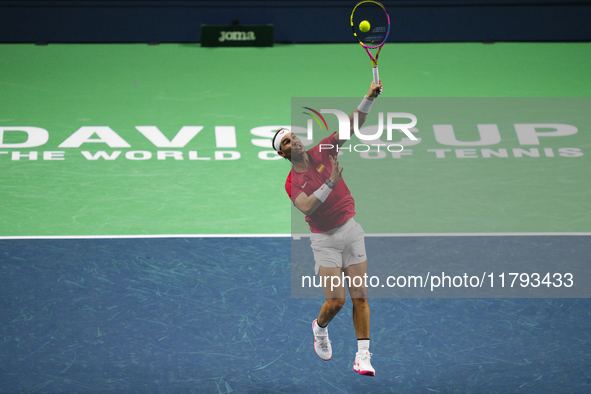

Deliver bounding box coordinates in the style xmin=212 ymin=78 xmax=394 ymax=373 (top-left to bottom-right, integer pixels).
xmin=2 ymin=237 xmax=590 ymax=393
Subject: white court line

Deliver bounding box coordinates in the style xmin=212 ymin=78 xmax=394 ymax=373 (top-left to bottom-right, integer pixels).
xmin=292 ymin=232 xmax=591 ymax=240
xmin=0 ymin=232 xmax=590 ymax=240
xmin=0 ymin=234 xmax=292 ymax=240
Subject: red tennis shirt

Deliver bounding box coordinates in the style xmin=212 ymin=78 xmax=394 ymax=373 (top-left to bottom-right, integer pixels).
xmin=285 ymin=133 xmax=356 ymax=233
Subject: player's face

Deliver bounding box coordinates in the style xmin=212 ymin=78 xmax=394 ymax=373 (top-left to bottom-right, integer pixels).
xmin=280 ymin=133 xmax=305 ymax=158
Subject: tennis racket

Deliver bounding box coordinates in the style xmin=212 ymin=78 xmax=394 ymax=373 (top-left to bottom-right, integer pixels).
xmin=351 ymin=1 xmax=390 ymax=91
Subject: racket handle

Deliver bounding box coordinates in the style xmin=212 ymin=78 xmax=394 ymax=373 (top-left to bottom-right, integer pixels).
xmin=372 ymin=65 xmax=380 ymax=85
xmin=372 ymin=65 xmax=383 ymax=94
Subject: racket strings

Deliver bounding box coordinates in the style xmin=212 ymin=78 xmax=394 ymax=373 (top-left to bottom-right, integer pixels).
xmin=352 ymin=3 xmax=389 ymax=45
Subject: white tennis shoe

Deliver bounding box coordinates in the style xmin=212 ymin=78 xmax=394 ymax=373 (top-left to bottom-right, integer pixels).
xmin=353 ymin=350 xmax=375 ymax=376
xmin=312 ymin=319 xmax=332 ymax=361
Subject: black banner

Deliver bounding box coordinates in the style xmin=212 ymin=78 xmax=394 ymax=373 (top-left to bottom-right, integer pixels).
xmin=201 ymin=25 xmax=274 ymax=47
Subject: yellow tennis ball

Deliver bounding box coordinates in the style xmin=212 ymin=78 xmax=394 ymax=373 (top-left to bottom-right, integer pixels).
xmin=359 ymin=20 xmax=371 ymax=33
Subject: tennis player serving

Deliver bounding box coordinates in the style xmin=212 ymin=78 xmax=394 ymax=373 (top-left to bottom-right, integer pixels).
xmin=273 ymin=80 xmax=383 ymax=377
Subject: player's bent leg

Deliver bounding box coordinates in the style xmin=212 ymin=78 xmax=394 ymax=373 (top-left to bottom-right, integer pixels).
xmin=318 ymin=266 xmax=347 ymax=326
xmin=313 ymin=266 xmax=346 ymax=361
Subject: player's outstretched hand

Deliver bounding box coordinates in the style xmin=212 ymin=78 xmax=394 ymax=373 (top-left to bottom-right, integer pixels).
xmin=328 ymin=155 xmax=344 ymax=187
xmin=368 ymin=79 xmax=383 ymax=98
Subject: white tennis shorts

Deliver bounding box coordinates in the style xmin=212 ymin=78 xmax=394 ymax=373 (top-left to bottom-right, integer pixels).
xmin=310 ymin=218 xmax=367 ymax=275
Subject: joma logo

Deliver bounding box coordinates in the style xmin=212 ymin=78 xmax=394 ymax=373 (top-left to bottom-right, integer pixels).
xmin=219 ymin=31 xmax=256 ymax=42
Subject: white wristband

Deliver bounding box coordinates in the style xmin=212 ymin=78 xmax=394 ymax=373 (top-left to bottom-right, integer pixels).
xmin=357 ymin=96 xmax=375 ymax=113
xmin=313 ymin=183 xmax=332 ymax=202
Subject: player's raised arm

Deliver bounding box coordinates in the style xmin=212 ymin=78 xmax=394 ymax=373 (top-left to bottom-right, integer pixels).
xmin=335 ymin=80 xmax=383 ymax=146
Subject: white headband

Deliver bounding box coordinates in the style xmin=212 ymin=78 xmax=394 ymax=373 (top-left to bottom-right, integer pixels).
xmin=273 ymin=128 xmax=290 ymax=151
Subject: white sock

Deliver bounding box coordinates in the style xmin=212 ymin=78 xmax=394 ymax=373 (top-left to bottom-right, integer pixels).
xmin=358 ymin=339 xmax=370 ymax=353
xmin=314 ymin=320 xmax=328 ymax=335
